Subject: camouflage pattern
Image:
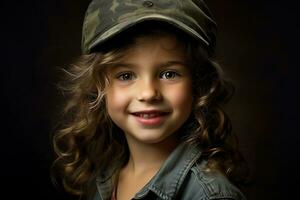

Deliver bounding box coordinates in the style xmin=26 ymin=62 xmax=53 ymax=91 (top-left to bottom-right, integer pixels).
xmin=82 ymin=0 xmax=217 ymax=55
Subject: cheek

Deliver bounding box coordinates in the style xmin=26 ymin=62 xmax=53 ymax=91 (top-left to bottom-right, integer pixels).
xmin=106 ymin=87 xmax=130 ymax=114
xmin=165 ymin=81 xmax=193 ymax=111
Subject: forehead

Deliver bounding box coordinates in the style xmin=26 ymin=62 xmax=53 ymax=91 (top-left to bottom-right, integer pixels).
xmin=118 ymin=32 xmax=187 ymax=64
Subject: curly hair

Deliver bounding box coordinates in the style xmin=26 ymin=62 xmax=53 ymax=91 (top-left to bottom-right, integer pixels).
xmin=52 ymin=23 xmax=249 ymax=198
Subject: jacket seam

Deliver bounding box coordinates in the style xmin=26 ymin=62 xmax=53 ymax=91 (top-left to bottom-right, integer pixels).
xmin=192 ymin=166 xmax=241 ymax=200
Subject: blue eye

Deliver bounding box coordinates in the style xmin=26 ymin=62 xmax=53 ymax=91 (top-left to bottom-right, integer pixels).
xmin=160 ymin=71 xmax=180 ymax=79
xmin=116 ymin=72 xmax=135 ymax=81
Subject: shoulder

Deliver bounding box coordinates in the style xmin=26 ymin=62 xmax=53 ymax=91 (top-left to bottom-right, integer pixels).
xmin=178 ymin=163 xmax=246 ymax=200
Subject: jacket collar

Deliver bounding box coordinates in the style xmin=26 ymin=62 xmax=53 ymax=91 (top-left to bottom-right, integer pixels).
xmin=96 ymin=142 xmax=202 ymax=200
xmin=134 ymin=142 xmax=202 ymax=199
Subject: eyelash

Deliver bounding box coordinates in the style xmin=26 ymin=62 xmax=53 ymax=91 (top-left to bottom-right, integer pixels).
xmin=116 ymin=70 xmax=181 ymax=81
xmin=160 ymin=71 xmax=181 ymax=79
xmin=116 ymin=72 xmax=135 ymax=81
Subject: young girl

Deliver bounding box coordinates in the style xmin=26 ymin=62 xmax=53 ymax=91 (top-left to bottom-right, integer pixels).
xmin=53 ymin=0 xmax=249 ymax=199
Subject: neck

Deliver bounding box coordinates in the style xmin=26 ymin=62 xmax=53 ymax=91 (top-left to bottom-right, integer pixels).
xmin=124 ymin=135 xmax=179 ymax=175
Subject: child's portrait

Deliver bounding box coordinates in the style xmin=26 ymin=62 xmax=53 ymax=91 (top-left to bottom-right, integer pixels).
xmin=2 ymin=0 xmax=296 ymax=200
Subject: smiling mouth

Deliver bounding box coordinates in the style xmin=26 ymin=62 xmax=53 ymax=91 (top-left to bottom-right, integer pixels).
xmin=131 ymin=111 xmax=170 ymax=125
xmin=132 ymin=112 xmax=169 ymax=119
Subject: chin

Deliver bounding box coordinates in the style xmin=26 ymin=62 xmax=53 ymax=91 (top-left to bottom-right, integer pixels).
xmin=132 ymin=129 xmax=178 ymax=145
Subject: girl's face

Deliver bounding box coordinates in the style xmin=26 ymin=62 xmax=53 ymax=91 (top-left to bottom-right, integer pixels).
xmin=105 ymin=33 xmax=193 ymax=145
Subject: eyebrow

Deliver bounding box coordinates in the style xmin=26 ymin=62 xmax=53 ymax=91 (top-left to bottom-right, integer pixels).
xmin=110 ymin=61 xmax=187 ymax=69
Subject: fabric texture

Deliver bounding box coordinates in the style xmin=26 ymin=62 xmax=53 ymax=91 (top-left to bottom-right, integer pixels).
xmin=92 ymin=142 xmax=246 ymax=200
xmin=81 ymin=0 xmax=217 ymax=55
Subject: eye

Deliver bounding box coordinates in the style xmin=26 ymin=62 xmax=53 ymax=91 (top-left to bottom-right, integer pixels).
xmin=116 ymin=72 xmax=135 ymax=81
xmin=160 ymin=70 xmax=180 ymax=79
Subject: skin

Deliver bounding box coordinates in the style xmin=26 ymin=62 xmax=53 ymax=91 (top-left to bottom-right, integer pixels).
xmin=105 ymin=32 xmax=193 ymax=200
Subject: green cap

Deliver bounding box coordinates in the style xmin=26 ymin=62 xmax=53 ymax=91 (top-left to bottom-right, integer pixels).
xmin=82 ymin=0 xmax=217 ymax=55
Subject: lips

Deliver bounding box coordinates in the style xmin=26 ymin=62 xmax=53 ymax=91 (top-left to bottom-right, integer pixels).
xmin=131 ymin=110 xmax=170 ymax=125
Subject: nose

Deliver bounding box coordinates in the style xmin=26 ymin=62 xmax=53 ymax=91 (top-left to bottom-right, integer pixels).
xmin=136 ymin=79 xmax=162 ymax=102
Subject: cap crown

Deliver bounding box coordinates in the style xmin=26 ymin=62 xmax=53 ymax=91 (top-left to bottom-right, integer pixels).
xmin=82 ymin=0 xmax=217 ymax=54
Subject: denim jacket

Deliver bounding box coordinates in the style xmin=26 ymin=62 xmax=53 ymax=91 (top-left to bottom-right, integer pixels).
xmin=92 ymin=143 xmax=246 ymax=200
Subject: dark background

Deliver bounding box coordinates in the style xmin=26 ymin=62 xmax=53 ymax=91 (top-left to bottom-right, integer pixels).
xmin=1 ymin=0 xmax=298 ymax=199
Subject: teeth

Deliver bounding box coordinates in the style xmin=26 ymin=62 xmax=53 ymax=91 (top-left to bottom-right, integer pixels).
xmin=139 ymin=113 xmax=158 ymax=119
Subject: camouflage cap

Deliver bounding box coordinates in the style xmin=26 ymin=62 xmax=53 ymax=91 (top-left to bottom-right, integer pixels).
xmin=82 ymin=0 xmax=217 ymax=55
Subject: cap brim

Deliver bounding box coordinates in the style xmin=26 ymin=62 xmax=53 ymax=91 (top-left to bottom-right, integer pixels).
xmin=88 ymin=14 xmax=209 ymax=53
